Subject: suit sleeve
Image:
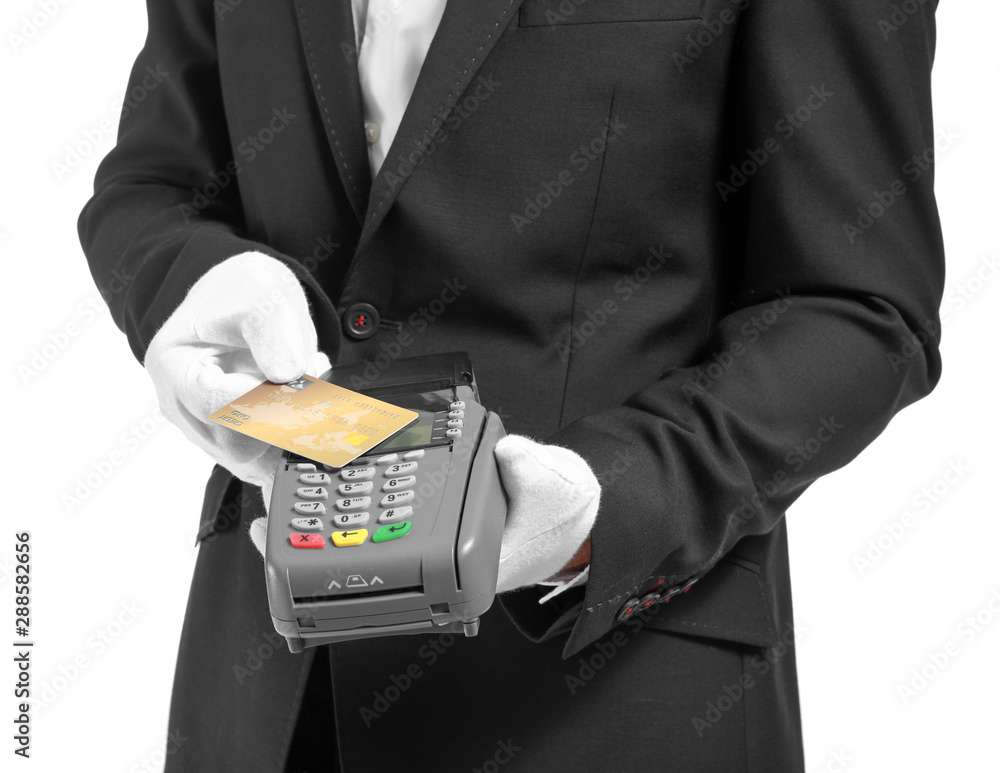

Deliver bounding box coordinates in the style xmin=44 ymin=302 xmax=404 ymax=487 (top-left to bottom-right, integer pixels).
xmin=77 ymin=0 xmax=333 ymax=363
xmin=502 ymin=0 xmax=945 ymax=656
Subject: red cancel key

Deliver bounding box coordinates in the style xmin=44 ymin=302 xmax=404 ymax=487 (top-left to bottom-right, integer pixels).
xmin=289 ymin=534 xmax=325 ymax=549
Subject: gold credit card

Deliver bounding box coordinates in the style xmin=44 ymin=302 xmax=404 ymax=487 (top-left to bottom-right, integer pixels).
xmin=207 ymin=375 xmax=418 ymax=468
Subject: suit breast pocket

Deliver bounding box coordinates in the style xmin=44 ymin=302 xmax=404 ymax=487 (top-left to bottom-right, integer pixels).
xmin=518 ymin=0 xmax=705 ymax=27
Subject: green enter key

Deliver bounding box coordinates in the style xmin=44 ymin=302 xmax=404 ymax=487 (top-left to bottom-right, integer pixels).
xmin=373 ymin=521 xmax=412 ymax=543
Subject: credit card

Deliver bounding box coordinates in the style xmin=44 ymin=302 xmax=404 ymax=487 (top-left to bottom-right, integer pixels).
xmin=207 ymin=375 xmax=418 ymax=468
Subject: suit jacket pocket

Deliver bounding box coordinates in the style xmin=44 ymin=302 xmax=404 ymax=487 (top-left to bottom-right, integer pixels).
xmin=640 ymin=554 xmax=780 ymax=649
xmin=519 ymin=0 xmax=705 ymax=27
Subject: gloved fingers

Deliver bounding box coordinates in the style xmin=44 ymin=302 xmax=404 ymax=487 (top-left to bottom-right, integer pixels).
xmin=247 ymin=460 xmax=279 ymax=559
xmin=145 ymin=341 xmax=224 ymax=453
xmin=495 ymin=434 xmax=600 ymax=521
xmin=207 ymin=443 xmax=282 ymax=502
xmin=212 ymin=346 xmax=260 ymax=376
xmin=162 ymin=354 xmax=275 ymax=467
xmin=310 ymin=350 xmax=333 ymax=380
xmin=172 ymin=351 xmax=333 ymax=464
xmin=493 ymin=434 xmax=601 ymax=592
xmin=179 ymin=355 xmax=265 ymax=422
xmin=213 ymin=347 xmax=330 ymax=386
xmin=185 ymin=254 xmax=321 ymax=383
xmin=496 ymin=529 xmax=593 ymax=593
xmin=248 ymin=516 xmax=267 ymax=559
xmin=260 ymin=470 xmax=275 ymax=512
xmin=189 ymin=253 xmax=303 ymax=344
xmin=238 ymin=271 xmax=319 ymax=385
xmin=150 ymin=337 xmax=327 ymax=484
xmin=497 ymin=511 xmax=594 ymax=591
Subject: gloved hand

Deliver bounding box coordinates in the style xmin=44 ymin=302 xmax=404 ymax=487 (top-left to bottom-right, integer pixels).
xmin=144 ymin=252 xmax=331 ymax=508
xmin=494 ymin=434 xmax=600 ymax=593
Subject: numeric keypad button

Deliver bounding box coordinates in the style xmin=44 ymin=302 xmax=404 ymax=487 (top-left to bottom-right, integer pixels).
xmin=382 ymin=475 xmax=416 ymax=492
xmin=384 ymin=462 xmax=417 ymax=477
xmin=338 ymin=480 xmax=373 ymax=496
xmin=340 ymin=467 xmax=375 ymax=481
xmin=296 ymin=487 xmax=329 ymax=500
xmin=335 ymin=496 xmax=371 ymax=512
xmin=378 ymin=506 xmax=413 ymax=524
xmin=331 ymin=529 xmax=368 ymax=548
xmin=373 ymin=521 xmax=411 ymax=543
xmin=293 ymin=501 xmax=326 ymax=515
xmin=291 ymin=517 xmax=324 ymax=532
xmin=299 ymin=472 xmax=331 ymax=485
xmin=289 ymin=534 xmax=325 ymax=549
xmin=380 ymin=490 xmax=414 ymax=507
xmin=332 ymin=512 xmax=370 ymax=529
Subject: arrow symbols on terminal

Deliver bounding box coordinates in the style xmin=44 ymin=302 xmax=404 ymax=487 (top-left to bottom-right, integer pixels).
xmin=332 ymin=574 xmax=384 ymax=589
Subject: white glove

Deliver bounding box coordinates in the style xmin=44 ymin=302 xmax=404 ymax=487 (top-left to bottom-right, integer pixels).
xmin=144 ymin=252 xmax=331 ymax=503
xmin=494 ymin=434 xmax=600 ymax=593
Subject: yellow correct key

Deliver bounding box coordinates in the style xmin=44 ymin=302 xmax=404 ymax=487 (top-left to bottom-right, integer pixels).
xmin=331 ymin=529 xmax=368 ymax=547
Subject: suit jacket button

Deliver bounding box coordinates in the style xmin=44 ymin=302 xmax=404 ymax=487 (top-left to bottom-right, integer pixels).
xmin=342 ymin=302 xmax=379 ymax=340
xmin=660 ymin=585 xmax=682 ymax=601
xmin=617 ymin=597 xmax=641 ymax=622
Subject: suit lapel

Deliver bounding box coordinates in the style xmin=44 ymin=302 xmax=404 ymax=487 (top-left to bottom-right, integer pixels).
xmin=292 ymin=0 xmax=525 ymax=316
xmin=356 ymin=0 xmax=525 ymax=252
xmin=292 ymin=0 xmax=372 ymax=225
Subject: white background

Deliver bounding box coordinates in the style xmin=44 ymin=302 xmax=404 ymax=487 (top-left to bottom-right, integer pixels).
xmin=1 ymin=1 xmax=997 ymax=771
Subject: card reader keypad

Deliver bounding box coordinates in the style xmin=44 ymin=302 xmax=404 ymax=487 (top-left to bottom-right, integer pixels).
xmin=285 ymin=449 xmax=440 ymax=549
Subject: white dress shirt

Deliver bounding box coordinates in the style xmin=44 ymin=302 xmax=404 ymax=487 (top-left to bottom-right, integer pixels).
xmin=351 ymin=0 xmax=448 ymax=178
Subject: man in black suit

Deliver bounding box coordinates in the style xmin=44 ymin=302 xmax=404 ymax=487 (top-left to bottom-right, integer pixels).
xmin=79 ymin=0 xmax=944 ymax=770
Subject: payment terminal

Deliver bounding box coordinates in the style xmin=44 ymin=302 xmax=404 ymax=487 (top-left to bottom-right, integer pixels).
xmin=264 ymin=352 xmax=507 ymax=652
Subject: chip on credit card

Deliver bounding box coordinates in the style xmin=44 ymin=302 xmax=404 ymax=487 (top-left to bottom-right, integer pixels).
xmin=207 ymin=375 xmax=418 ymax=468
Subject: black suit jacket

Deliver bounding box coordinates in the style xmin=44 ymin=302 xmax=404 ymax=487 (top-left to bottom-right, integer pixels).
xmin=79 ymin=0 xmax=943 ymax=770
